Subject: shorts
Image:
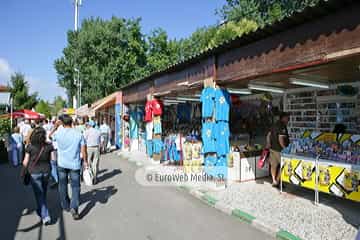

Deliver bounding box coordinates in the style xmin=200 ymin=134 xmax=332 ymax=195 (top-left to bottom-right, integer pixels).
xmin=269 ymin=149 xmax=281 ymax=171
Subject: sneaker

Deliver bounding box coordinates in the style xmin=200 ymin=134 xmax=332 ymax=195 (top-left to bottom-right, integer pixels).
xmin=42 ymin=216 xmax=51 ymax=225
xmin=70 ymin=209 xmax=80 ymax=220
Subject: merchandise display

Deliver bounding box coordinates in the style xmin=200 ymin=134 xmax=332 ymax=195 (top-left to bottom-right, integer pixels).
xmin=200 ymin=87 xmax=216 ymax=118
xmin=281 ymin=131 xmax=360 ymax=202
xmin=284 ymin=86 xmax=360 ymax=139
xmin=201 ymin=87 xmax=231 ymax=178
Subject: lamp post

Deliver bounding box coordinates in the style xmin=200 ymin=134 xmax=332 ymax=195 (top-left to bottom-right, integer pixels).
xmin=73 ymin=0 xmax=82 ymax=109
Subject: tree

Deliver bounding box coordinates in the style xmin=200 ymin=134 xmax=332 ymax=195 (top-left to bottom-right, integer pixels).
xmin=9 ymin=72 xmax=38 ymax=110
xmin=145 ymin=28 xmax=180 ymax=73
xmin=51 ymin=96 xmax=67 ymax=116
xmin=35 ymin=100 xmax=51 ymax=118
xmin=55 ymin=17 xmax=148 ymax=104
xmin=217 ymin=0 xmax=321 ymax=25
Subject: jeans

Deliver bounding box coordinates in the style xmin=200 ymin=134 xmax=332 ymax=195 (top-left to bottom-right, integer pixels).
xmin=87 ymin=147 xmax=100 ymax=180
xmin=58 ymin=167 xmax=81 ymax=211
xmin=30 ymin=173 xmax=50 ymax=221
xmin=50 ymin=160 xmax=58 ymax=183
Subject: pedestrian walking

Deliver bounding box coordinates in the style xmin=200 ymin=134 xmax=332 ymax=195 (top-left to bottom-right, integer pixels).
xmin=25 ymin=123 xmax=36 ymax=146
xmin=99 ymin=120 xmax=111 ymax=154
xmin=84 ymin=120 xmax=101 ymax=185
xmin=49 ymin=115 xmax=88 ymax=220
xmin=20 ymin=119 xmax=31 ymax=142
xmin=21 ymin=127 xmax=55 ymax=225
xmin=11 ymin=127 xmax=23 ymax=166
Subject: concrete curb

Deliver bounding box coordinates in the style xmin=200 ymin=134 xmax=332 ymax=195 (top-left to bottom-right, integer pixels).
xmin=178 ymin=186 xmax=303 ymax=240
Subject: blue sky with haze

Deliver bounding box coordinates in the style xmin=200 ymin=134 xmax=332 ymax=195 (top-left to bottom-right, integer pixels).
xmin=0 ymin=0 xmax=224 ymax=101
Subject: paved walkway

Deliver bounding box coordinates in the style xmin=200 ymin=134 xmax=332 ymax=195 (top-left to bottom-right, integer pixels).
xmin=0 ymin=152 xmax=272 ymax=240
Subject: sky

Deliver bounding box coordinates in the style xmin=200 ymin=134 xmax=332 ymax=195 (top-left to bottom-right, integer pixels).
xmin=0 ymin=0 xmax=225 ymax=102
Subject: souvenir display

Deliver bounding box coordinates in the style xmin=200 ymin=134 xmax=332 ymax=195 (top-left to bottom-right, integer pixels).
xmin=281 ymin=131 xmax=360 ymax=202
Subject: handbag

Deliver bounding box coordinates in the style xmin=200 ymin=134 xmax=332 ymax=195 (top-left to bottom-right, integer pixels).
xmin=257 ymin=148 xmax=270 ymax=169
xmin=22 ymin=146 xmax=45 ymax=186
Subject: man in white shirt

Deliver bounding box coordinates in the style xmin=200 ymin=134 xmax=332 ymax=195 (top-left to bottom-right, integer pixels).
xmin=84 ymin=120 xmax=101 ymax=184
xmin=99 ymin=120 xmax=111 ymax=154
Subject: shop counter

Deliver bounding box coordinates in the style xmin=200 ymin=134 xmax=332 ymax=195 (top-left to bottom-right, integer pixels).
xmin=228 ymin=152 xmax=270 ymax=182
xmin=281 ymin=154 xmax=360 ymax=202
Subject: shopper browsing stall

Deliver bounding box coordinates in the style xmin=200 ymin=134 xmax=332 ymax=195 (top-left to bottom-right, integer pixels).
xmin=269 ymin=112 xmax=290 ymax=187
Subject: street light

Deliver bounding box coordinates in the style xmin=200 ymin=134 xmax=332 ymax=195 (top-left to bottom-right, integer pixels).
xmin=73 ymin=0 xmax=83 ymax=109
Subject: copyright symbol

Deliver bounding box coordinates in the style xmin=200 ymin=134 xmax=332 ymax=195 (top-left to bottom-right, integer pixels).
xmin=146 ymin=173 xmax=153 ymax=182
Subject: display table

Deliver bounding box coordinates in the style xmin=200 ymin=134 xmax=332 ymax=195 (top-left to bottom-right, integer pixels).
xmin=281 ymin=154 xmax=360 ymax=203
xmin=228 ymin=152 xmax=270 ymax=182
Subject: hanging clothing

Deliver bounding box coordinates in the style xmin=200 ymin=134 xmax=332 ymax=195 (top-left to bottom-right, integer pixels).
xmin=202 ymin=121 xmax=216 ymax=153
xmin=152 ymin=99 xmax=163 ymax=116
xmin=146 ymin=122 xmax=153 ymax=140
xmin=129 ymin=111 xmax=138 ymax=139
xmin=215 ymin=88 xmax=231 ymax=122
xmin=152 ymin=139 xmax=163 ymax=154
xmin=146 ymin=140 xmax=153 ymax=157
xmin=144 ymin=101 xmax=153 ymax=122
xmin=153 ymin=116 xmax=162 ymax=135
xmin=215 ymin=121 xmax=230 ymax=156
xmin=200 ymin=87 xmax=216 ymax=118
xmin=177 ymin=103 xmax=191 ymax=123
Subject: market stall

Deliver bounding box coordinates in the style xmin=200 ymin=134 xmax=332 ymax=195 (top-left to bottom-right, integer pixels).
xmin=281 ymin=130 xmax=360 ymax=203
xmin=141 ymin=92 xmax=203 ymax=166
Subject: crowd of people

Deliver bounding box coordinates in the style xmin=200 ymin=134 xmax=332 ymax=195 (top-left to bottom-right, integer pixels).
xmin=8 ymin=115 xmax=112 ymax=225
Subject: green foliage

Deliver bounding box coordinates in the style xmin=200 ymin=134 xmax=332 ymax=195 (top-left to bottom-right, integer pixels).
xmin=209 ymin=19 xmax=258 ymax=48
xmin=35 ymin=100 xmax=51 ymax=118
xmin=0 ymin=119 xmax=11 ymax=138
xmin=51 ymin=96 xmax=66 ymax=116
xmin=217 ymin=0 xmax=321 ymax=25
xmin=9 ymin=72 xmax=38 ymax=110
xmin=55 ymin=17 xmax=147 ymax=104
xmin=146 ymin=28 xmax=178 ymax=73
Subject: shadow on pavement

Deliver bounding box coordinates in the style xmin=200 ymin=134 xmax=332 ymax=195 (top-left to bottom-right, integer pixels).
xmin=80 ymin=186 xmax=118 ymax=218
xmin=96 ymin=168 xmax=122 ymax=184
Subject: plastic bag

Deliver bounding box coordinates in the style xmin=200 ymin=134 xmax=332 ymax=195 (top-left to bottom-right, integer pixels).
xmin=257 ymin=148 xmax=270 ymax=169
xmin=83 ymin=167 xmax=93 ymax=186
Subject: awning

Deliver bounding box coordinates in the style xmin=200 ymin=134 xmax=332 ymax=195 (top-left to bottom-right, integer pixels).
xmin=10 ymin=109 xmax=45 ymax=120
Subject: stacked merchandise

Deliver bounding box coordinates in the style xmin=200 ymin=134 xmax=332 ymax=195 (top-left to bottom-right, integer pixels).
xmin=144 ymin=98 xmax=164 ymax=161
xmin=182 ymin=134 xmax=202 ymax=172
xmin=282 ymin=132 xmax=360 ymax=164
xmin=201 ymin=86 xmax=231 ymax=178
xmin=281 ymin=131 xmax=360 ymax=202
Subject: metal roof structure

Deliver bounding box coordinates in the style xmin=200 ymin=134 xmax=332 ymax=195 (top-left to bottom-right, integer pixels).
xmin=121 ymin=0 xmax=356 ymax=90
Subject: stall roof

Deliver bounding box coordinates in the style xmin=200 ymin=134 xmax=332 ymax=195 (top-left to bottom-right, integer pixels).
xmin=121 ymin=0 xmax=356 ymax=91
xmin=91 ymin=91 xmax=120 ymax=112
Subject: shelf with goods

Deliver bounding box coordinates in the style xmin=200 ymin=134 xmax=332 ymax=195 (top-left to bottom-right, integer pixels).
xmin=280 ymin=131 xmax=360 ymax=203
xmin=284 ymin=84 xmax=360 ymax=138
